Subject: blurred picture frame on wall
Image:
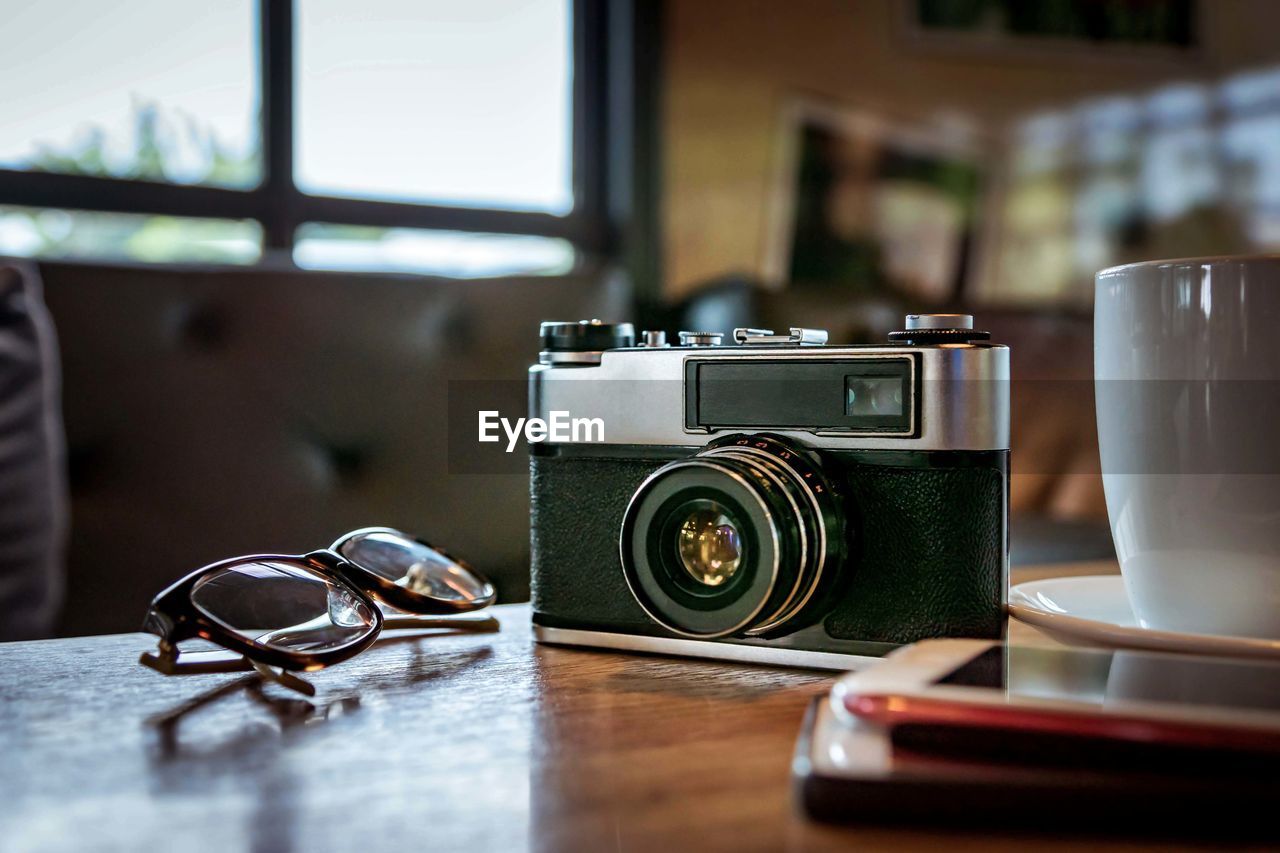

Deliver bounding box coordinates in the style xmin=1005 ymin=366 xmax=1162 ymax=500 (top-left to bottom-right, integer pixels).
xmin=763 ymin=98 xmax=985 ymax=305
xmin=901 ymin=0 xmax=1198 ymax=60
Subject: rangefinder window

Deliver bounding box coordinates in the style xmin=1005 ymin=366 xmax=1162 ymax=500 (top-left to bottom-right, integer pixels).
xmin=846 ymin=375 xmax=903 ymax=417
xmin=686 ymin=357 xmax=917 ymax=436
xmin=842 ymin=361 xmax=913 ymax=432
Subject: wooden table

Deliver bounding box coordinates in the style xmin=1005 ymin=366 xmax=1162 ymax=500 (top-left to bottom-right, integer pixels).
xmin=1 ymin=561 xmax=1215 ymax=852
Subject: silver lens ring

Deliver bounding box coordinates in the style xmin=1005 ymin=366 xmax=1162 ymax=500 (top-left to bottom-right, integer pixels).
xmin=701 ymin=435 xmax=841 ymax=634
xmin=699 ymin=448 xmax=812 ymax=634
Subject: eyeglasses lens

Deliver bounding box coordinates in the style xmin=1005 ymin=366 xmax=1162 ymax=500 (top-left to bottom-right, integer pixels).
xmin=337 ymin=531 xmax=492 ymax=604
xmin=190 ymin=560 xmax=377 ymax=653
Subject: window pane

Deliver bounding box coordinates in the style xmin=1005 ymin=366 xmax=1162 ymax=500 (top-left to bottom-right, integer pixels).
xmin=296 ymin=0 xmax=572 ymax=214
xmin=0 ymin=1 xmax=259 ymax=188
xmin=0 ymin=207 xmax=262 ymax=265
xmin=294 ymin=224 xmax=574 ymax=277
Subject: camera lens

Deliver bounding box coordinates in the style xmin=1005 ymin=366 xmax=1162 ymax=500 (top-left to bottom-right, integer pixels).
xmin=675 ymin=501 xmax=743 ymax=587
xmin=620 ymin=434 xmax=843 ymax=639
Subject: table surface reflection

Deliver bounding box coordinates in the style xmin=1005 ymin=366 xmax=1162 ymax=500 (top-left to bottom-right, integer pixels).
xmin=3 ymin=561 xmax=1211 ymax=852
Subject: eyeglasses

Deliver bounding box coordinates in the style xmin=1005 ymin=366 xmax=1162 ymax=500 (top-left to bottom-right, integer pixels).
xmin=139 ymin=527 xmax=497 ymax=694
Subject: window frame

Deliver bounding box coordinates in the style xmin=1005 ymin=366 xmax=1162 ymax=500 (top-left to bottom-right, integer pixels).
xmin=0 ymin=0 xmax=655 ymax=274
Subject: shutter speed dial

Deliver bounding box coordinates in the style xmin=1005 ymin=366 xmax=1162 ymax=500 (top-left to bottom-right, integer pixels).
xmin=539 ymin=320 xmax=636 ymax=365
xmin=888 ymin=314 xmax=990 ymax=344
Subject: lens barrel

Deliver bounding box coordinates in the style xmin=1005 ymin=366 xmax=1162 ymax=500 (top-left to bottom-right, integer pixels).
xmin=619 ymin=434 xmax=844 ymax=639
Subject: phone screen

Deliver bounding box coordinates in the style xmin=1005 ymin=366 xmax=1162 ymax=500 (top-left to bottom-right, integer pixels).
xmin=936 ymin=646 xmax=1280 ymax=714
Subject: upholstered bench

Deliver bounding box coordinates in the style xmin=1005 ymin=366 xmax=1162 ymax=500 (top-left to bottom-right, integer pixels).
xmin=39 ymin=259 xmax=626 ymax=635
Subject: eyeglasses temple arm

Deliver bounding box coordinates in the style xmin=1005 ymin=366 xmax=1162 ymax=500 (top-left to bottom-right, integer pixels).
xmin=380 ymin=614 xmax=500 ymax=632
xmin=251 ymin=662 xmax=316 ymax=696
xmin=138 ymin=611 xmax=498 ymax=684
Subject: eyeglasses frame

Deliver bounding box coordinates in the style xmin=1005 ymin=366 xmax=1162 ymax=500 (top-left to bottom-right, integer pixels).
xmin=141 ymin=527 xmax=497 ymax=674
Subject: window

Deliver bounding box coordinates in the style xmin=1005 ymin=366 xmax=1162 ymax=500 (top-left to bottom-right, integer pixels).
xmin=0 ymin=206 xmax=261 ymax=265
xmin=296 ymin=0 xmax=572 ymax=213
xmin=294 ymin=224 xmax=573 ymax=278
xmin=0 ymin=0 xmax=260 ymax=189
xmin=0 ymin=0 xmax=602 ymax=276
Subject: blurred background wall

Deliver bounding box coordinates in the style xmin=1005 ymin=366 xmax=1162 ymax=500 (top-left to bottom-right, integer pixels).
xmin=663 ymin=0 xmax=1280 ymax=303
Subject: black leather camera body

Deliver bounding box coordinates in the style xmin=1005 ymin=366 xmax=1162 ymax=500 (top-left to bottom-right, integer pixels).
xmin=529 ymin=318 xmax=1009 ymax=669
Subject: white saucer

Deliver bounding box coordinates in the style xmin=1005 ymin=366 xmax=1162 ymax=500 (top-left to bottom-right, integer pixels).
xmin=1008 ymin=575 xmax=1280 ymax=660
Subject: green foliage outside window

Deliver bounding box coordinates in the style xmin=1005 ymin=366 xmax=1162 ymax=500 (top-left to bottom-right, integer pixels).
xmin=2 ymin=101 xmax=261 ymax=264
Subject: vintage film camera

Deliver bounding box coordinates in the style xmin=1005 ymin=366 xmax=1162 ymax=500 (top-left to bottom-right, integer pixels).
xmin=529 ymin=316 xmax=1008 ymax=669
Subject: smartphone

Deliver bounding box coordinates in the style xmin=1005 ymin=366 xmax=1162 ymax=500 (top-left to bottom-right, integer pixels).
xmin=796 ymin=640 xmax=1280 ymax=835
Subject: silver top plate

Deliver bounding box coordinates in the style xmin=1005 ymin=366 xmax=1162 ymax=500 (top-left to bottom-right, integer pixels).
xmin=529 ymin=342 xmax=1009 ymax=452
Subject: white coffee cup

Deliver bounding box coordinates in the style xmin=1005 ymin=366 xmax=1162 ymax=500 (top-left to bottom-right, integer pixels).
xmin=1095 ymin=255 xmax=1280 ymax=639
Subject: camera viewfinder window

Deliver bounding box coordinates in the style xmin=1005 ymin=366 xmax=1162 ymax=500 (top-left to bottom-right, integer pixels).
xmin=846 ymin=375 xmax=905 ymax=418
